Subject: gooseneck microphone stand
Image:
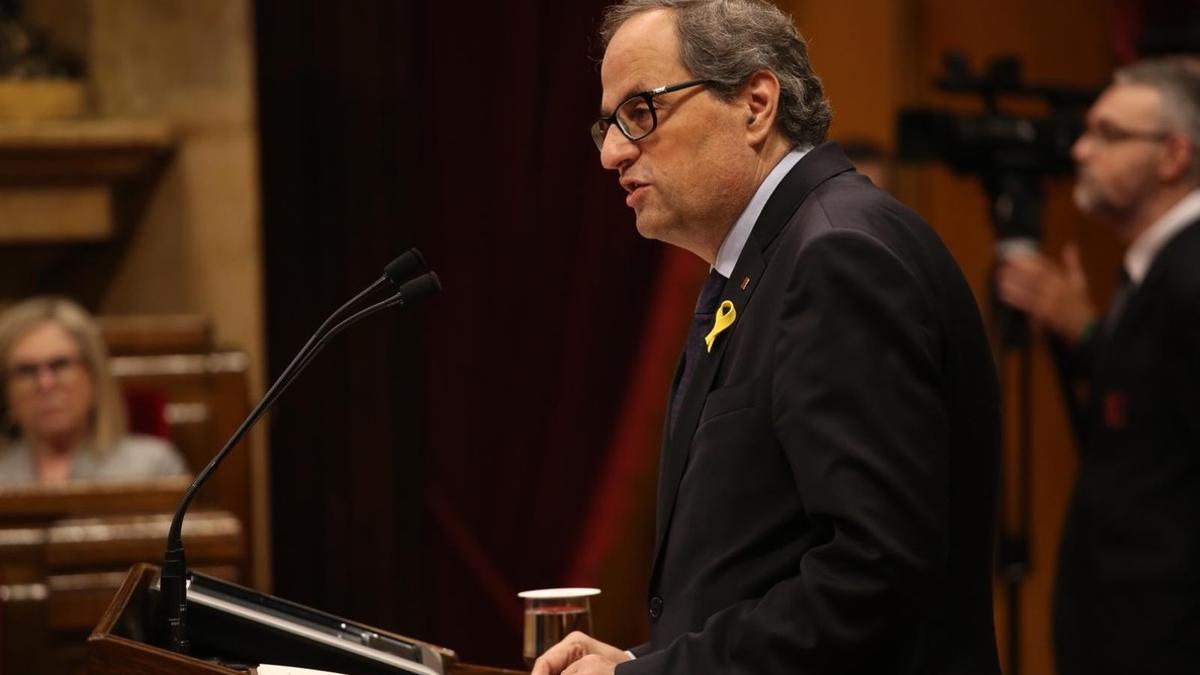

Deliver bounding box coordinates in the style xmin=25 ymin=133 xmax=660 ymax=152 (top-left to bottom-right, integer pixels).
xmin=162 ymin=250 xmax=440 ymax=654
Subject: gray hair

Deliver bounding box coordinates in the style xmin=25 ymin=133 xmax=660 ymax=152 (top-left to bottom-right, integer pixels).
xmin=1115 ymin=56 xmax=1200 ymax=180
xmin=600 ymin=0 xmax=832 ymax=148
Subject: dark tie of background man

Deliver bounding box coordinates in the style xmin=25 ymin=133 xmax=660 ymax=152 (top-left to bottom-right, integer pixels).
xmin=1104 ymin=267 xmax=1135 ymax=335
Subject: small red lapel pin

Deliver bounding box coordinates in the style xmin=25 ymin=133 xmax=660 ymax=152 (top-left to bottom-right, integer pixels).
xmin=1103 ymin=392 xmax=1127 ymax=430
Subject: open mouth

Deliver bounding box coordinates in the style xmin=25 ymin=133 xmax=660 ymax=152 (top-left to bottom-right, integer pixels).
xmin=623 ymin=180 xmax=649 ymax=207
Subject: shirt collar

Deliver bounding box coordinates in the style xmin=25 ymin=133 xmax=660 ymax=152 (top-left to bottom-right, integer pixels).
xmin=712 ymin=146 xmax=810 ymax=278
xmin=1125 ymin=188 xmax=1200 ymax=284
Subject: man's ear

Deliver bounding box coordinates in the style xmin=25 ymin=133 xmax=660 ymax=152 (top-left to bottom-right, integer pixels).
xmin=1158 ymin=131 xmax=1194 ymax=183
xmin=742 ymin=69 xmax=781 ymax=145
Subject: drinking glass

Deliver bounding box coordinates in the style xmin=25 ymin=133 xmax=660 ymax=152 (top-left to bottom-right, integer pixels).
xmin=518 ymin=587 xmax=601 ymax=667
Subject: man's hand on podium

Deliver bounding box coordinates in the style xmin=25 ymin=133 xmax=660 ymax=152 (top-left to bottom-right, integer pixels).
xmin=530 ymin=631 xmax=631 ymax=675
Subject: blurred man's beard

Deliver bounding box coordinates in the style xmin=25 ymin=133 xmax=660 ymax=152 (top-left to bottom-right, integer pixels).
xmin=1073 ymin=173 xmax=1118 ymax=220
xmin=1072 ymin=180 xmax=1101 ymax=215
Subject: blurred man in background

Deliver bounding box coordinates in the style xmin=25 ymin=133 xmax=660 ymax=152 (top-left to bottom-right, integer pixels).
xmin=997 ymin=56 xmax=1200 ymax=675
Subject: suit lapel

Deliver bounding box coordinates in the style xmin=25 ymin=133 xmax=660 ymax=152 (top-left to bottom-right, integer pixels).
xmin=1104 ymin=219 xmax=1200 ymax=347
xmin=651 ymin=143 xmax=856 ymax=567
xmin=1089 ymin=219 xmax=1200 ymax=435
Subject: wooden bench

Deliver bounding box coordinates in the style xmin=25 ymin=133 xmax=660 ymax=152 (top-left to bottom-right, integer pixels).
xmin=0 ymin=314 xmax=260 ymax=674
xmin=0 ymin=482 xmax=243 ymax=674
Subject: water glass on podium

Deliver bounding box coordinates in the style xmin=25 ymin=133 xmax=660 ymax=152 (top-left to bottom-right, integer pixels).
xmin=518 ymin=587 xmax=601 ymax=667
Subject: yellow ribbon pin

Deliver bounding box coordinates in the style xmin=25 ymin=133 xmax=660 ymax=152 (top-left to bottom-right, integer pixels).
xmin=704 ymin=301 xmax=737 ymax=353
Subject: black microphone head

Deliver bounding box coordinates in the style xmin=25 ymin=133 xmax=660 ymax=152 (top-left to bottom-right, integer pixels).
xmin=384 ymin=249 xmax=428 ymax=285
xmin=398 ymin=271 xmax=442 ymax=302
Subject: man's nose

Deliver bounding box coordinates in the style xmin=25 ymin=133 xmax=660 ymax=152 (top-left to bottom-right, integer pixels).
xmin=1071 ymin=132 xmax=1091 ymax=165
xmin=600 ymin=127 xmax=638 ymax=171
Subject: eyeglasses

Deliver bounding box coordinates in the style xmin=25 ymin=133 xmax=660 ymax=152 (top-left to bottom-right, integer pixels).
xmin=591 ymin=78 xmax=714 ymax=151
xmin=1080 ymin=121 xmax=1170 ymax=146
xmin=6 ymin=355 xmax=85 ymax=389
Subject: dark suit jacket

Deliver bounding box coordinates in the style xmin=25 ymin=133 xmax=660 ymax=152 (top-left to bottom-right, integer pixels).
xmin=1053 ymin=216 xmax=1200 ymax=675
xmin=618 ymin=143 xmax=1001 ymax=674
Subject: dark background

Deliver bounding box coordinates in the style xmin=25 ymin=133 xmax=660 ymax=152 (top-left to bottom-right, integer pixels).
xmin=255 ymin=1 xmax=664 ymax=667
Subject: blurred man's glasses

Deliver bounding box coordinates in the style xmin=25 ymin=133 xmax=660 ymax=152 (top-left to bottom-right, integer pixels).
xmin=1081 ymin=121 xmax=1170 ymax=146
xmin=591 ymin=79 xmax=713 ymax=151
xmin=7 ymin=356 xmax=84 ymax=388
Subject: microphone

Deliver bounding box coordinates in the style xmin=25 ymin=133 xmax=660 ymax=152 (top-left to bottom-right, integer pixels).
xmin=283 ymin=272 xmax=441 ymax=395
xmin=161 ymin=252 xmax=439 ymax=654
xmin=385 ymin=249 xmax=427 ymax=285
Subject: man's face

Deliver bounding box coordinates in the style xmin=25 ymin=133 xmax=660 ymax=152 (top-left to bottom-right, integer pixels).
xmin=598 ymin=10 xmax=756 ymax=253
xmin=1072 ymin=83 xmax=1167 ymax=231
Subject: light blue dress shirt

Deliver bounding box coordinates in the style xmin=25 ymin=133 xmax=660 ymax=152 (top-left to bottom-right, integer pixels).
xmin=711 ymin=146 xmax=810 ymax=279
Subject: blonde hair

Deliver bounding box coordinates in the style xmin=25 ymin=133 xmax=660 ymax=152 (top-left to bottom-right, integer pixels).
xmin=0 ymin=297 xmax=127 ymax=453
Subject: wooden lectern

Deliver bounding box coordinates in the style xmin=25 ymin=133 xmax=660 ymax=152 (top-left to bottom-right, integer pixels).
xmin=89 ymin=564 xmax=523 ymax=675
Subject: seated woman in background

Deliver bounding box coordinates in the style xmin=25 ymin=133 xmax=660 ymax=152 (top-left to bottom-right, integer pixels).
xmin=0 ymin=297 xmax=187 ymax=484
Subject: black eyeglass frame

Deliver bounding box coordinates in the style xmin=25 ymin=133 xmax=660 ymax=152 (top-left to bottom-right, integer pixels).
xmin=591 ymin=78 xmax=715 ymax=151
xmin=6 ymin=355 xmax=85 ymax=385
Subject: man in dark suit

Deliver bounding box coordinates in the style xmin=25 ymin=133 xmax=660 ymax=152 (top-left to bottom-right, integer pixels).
xmin=997 ymin=57 xmax=1200 ymax=675
xmin=534 ymin=1 xmax=1001 ymax=673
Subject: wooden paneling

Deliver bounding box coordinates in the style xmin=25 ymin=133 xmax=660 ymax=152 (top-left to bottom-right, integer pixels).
xmin=19 ymin=0 xmax=271 ymax=590
xmin=109 ymin=350 xmax=256 ymax=577
xmin=0 ymin=498 xmax=245 ymax=675
xmin=0 ymin=187 xmax=112 ymax=240
xmin=784 ymin=0 xmax=908 ymax=145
